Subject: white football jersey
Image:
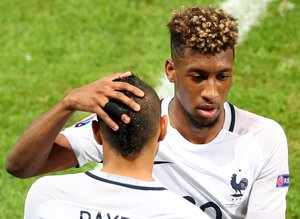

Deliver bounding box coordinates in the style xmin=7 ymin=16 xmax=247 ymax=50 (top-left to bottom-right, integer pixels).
xmin=25 ymin=170 xmax=210 ymax=219
xmin=61 ymin=96 xmax=289 ymax=219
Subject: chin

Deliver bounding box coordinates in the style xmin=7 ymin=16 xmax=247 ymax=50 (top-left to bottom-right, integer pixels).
xmin=188 ymin=115 xmax=219 ymax=129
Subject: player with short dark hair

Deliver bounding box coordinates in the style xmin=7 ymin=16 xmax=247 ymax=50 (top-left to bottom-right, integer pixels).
xmin=8 ymin=6 xmax=289 ymax=219
xmin=98 ymin=76 xmax=161 ymax=161
xmin=24 ymin=75 xmax=210 ymax=219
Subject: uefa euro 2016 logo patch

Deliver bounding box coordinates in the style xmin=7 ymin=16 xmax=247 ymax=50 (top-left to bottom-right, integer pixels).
xmin=75 ymin=114 xmax=96 ymax=128
xmin=276 ymin=174 xmax=290 ymax=188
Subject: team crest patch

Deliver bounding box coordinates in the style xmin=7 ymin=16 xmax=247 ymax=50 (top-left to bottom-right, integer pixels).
xmin=276 ymin=174 xmax=290 ymax=188
xmin=230 ymin=173 xmax=248 ymax=197
xmin=75 ymin=114 xmax=96 ymax=128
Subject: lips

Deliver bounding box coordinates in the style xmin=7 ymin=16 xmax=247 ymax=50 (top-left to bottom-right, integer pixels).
xmin=197 ymin=105 xmax=218 ymax=118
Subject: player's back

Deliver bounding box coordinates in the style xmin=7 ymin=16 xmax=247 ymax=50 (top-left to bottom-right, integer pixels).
xmin=24 ymin=170 xmax=210 ymax=219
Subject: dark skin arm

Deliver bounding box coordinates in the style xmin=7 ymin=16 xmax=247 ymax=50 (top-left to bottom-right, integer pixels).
xmin=6 ymin=72 xmax=144 ymax=178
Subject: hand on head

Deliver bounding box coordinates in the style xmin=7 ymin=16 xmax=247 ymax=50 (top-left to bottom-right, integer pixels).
xmin=62 ymin=71 xmax=144 ymax=131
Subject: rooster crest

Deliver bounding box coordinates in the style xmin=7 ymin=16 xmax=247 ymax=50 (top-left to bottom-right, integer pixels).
xmin=230 ymin=173 xmax=248 ymax=197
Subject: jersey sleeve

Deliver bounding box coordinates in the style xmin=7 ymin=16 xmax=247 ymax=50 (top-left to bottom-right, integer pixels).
xmin=247 ymin=121 xmax=289 ymax=219
xmin=60 ymin=114 xmax=103 ymax=167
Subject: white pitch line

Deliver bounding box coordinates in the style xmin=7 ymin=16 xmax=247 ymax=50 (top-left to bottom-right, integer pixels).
xmin=220 ymin=0 xmax=274 ymax=42
xmin=156 ymin=0 xmax=274 ymax=99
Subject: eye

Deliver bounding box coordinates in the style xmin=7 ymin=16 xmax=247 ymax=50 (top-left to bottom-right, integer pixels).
xmin=217 ymin=72 xmax=231 ymax=81
xmin=191 ymin=73 xmax=207 ymax=82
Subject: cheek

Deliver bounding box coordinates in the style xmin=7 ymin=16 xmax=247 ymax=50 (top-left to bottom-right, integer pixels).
xmin=176 ymin=83 xmax=195 ymax=103
xmin=219 ymin=82 xmax=232 ymax=99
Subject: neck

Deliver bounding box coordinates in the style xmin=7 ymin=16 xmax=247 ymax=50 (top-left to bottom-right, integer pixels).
xmin=169 ymin=98 xmax=225 ymax=144
xmin=102 ymin=147 xmax=155 ymax=181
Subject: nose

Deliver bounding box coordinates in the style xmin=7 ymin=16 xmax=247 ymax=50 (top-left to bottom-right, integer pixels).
xmin=201 ymin=79 xmax=218 ymax=102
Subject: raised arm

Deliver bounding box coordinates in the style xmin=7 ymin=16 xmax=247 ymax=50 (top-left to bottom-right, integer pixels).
xmin=6 ymin=72 xmax=144 ymax=178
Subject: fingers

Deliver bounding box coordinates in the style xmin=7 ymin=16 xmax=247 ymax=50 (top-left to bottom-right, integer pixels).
xmin=118 ymin=81 xmax=144 ymax=98
xmin=109 ymin=72 xmax=144 ymax=98
xmin=120 ymin=114 xmax=130 ymax=124
xmin=111 ymin=71 xmax=132 ymax=80
xmin=106 ymin=89 xmax=140 ymax=112
xmin=95 ymin=108 xmax=120 ymax=131
xmin=95 ymin=72 xmax=139 ymax=130
xmin=74 ymin=72 xmax=145 ymax=131
xmin=96 ymin=109 xmax=131 ymax=131
xmin=96 ymin=102 xmax=131 ymax=131
xmin=103 ymin=73 xmax=144 ymax=112
xmin=103 ymin=102 xmax=125 ymax=119
xmin=103 ymin=101 xmax=131 ymax=126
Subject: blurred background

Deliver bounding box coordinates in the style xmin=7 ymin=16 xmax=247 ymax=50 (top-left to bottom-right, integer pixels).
xmin=0 ymin=0 xmax=299 ymax=218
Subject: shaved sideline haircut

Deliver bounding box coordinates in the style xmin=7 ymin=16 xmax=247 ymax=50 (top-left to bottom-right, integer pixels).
xmin=98 ymin=75 xmax=161 ymax=160
xmin=167 ymin=6 xmax=239 ymax=58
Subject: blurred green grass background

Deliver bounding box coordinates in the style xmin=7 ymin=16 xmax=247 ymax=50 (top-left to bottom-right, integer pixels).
xmin=0 ymin=0 xmax=299 ymax=218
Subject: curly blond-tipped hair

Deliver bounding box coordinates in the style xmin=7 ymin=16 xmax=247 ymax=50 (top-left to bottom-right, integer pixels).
xmin=168 ymin=6 xmax=238 ymax=58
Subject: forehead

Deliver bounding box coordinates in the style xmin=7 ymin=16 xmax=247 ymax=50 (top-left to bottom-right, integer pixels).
xmin=175 ymin=48 xmax=234 ymax=71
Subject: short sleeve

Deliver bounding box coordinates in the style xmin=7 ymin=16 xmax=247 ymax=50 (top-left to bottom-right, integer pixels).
xmin=247 ymin=122 xmax=289 ymax=219
xmin=60 ymin=114 xmax=103 ymax=166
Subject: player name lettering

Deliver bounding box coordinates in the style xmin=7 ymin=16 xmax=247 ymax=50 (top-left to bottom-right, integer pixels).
xmin=80 ymin=210 xmax=130 ymax=219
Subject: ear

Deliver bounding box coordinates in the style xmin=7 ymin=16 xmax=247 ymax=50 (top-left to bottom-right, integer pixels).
xmin=158 ymin=115 xmax=168 ymax=142
xmin=92 ymin=120 xmax=102 ymax=145
xmin=165 ymin=59 xmax=175 ymax=83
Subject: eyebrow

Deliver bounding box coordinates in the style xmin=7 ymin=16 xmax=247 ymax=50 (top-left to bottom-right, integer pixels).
xmin=187 ymin=67 xmax=232 ymax=74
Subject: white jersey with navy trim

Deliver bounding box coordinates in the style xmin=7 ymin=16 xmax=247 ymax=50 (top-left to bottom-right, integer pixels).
xmin=61 ymin=96 xmax=289 ymax=219
xmin=25 ymin=170 xmax=209 ymax=219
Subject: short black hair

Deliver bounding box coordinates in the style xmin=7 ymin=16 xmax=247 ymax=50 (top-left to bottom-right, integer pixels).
xmin=98 ymin=75 xmax=161 ymax=160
